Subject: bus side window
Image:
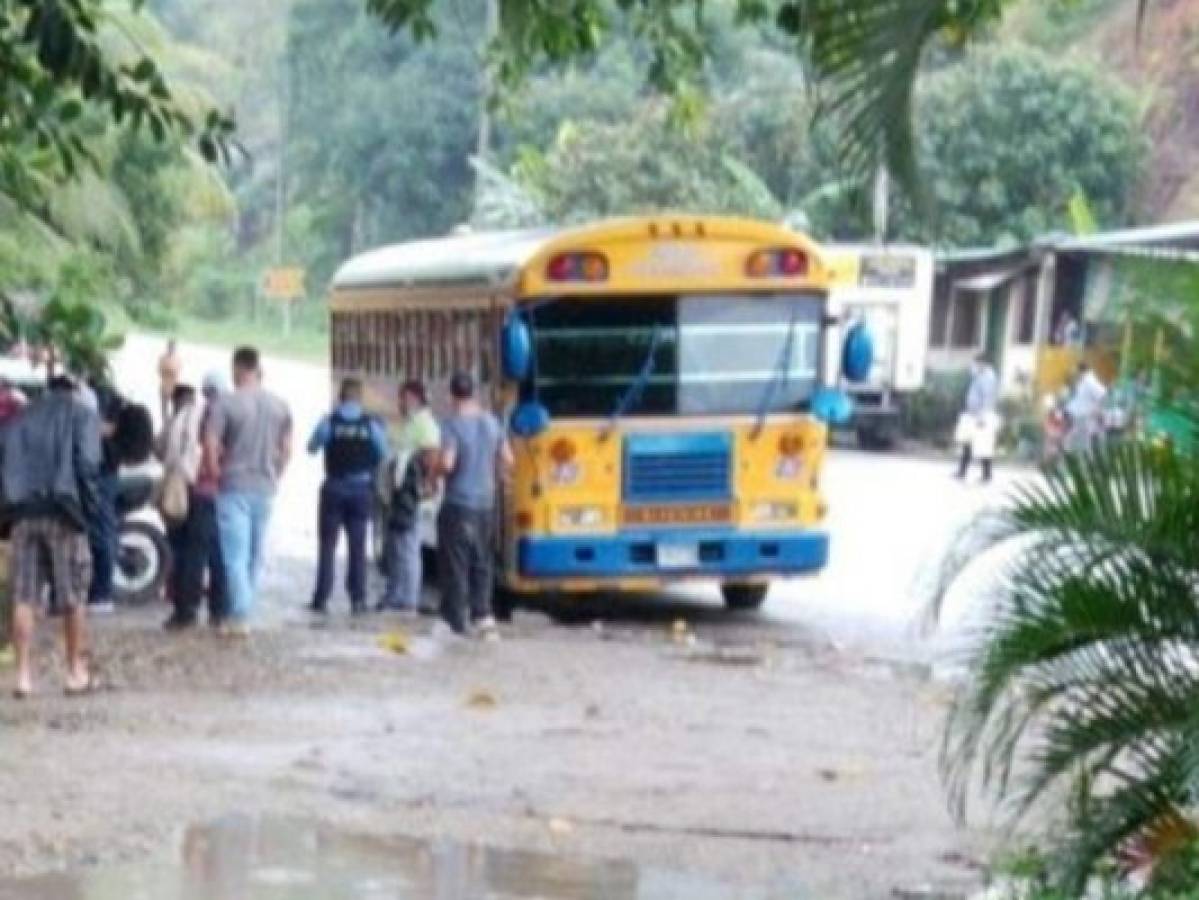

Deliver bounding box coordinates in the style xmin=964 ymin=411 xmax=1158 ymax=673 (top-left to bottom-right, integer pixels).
xmin=388 ymin=312 xmax=399 ymax=375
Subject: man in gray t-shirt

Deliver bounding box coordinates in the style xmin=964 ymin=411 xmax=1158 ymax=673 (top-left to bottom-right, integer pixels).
xmin=203 ymin=347 xmax=293 ymax=631
xmin=437 ymin=371 xmax=512 ymax=638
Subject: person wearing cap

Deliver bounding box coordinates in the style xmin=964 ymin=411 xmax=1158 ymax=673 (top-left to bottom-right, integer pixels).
xmin=436 ymin=371 xmax=513 ymax=639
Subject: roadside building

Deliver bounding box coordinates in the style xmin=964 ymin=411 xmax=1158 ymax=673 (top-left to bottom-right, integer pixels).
xmin=927 ymin=220 xmax=1199 ymax=397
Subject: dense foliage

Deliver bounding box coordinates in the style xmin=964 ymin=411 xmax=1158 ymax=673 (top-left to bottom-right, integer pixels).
xmin=902 ymin=46 xmax=1143 ymax=246
xmin=0 ymin=0 xmax=231 ymax=213
xmin=0 ymin=0 xmax=1152 ymax=343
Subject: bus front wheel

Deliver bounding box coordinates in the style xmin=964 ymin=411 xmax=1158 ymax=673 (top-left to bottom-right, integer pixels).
xmin=721 ymin=582 xmax=769 ymax=611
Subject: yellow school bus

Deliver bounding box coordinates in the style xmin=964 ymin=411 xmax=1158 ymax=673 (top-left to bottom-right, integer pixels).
xmin=329 ymin=216 xmax=870 ymax=611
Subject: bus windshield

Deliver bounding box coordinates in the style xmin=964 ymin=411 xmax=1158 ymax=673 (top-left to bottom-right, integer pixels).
xmin=529 ymin=294 xmax=824 ymax=417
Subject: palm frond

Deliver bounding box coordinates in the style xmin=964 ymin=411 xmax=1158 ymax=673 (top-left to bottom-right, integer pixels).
xmin=928 ymin=439 xmax=1199 ymax=890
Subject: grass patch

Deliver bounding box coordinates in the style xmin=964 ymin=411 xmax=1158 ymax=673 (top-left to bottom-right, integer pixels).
xmin=142 ymin=314 xmax=329 ymax=365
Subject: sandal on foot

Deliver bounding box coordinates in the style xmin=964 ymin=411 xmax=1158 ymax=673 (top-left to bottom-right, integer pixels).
xmin=64 ymin=676 xmax=99 ymax=697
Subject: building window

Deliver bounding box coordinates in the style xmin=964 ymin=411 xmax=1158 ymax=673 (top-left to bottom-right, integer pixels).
xmin=950 ymin=292 xmax=981 ymax=349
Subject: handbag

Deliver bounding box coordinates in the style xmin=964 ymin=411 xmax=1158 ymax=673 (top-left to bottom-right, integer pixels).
xmin=157 ymin=464 xmax=190 ymax=523
xmin=953 ymin=413 xmax=976 ymax=446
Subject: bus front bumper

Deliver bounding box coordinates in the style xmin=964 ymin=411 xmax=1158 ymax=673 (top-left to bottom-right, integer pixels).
xmin=516 ymin=529 xmax=829 ymax=580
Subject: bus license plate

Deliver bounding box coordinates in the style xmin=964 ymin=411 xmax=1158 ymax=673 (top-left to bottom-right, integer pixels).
xmin=658 ymin=543 xmax=699 ymax=569
xmin=622 ymin=503 xmax=731 ymax=527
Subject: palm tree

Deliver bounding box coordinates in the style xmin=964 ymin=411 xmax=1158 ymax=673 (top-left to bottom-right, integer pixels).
xmin=929 ymin=273 xmax=1199 ymax=892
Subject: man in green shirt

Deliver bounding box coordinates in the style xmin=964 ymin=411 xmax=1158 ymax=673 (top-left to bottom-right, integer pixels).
xmin=379 ymin=380 xmax=440 ymax=611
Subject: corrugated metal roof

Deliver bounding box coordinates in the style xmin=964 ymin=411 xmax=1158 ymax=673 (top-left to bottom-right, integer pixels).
xmin=934 ymin=246 xmax=1027 ymax=265
xmin=1050 ymin=220 xmax=1199 ymax=252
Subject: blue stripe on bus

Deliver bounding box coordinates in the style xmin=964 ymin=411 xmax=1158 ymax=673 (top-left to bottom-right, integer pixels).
xmin=517 ymin=529 xmax=829 ymax=579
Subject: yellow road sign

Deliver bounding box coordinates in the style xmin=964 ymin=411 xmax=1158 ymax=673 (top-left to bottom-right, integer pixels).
xmin=262 ymin=267 xmax=306 ymax=300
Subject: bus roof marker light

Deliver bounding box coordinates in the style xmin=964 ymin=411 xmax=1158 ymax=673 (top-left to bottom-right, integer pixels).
xmin=546 ymin=253 xmax=577 ymax=281
xmin=779 ymin=249 xmax=808 ymax=276
xmin=746 ymin=251 xmax=773 ymax=278
xmin=747 ymin=248 xmax=808 ymax=278
xmin=546 ymin=252 xmax=608 ymax=283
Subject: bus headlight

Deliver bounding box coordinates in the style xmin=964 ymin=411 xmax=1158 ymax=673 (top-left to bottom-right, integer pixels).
xmin=551 ymin=462 xmax=581 ymax=486
xmin=775 ymin=458 xmax=801 ymax=479
xmin=751 ymin=501 xmax=798 ymax=522
xmin=557 ymin=505 xmax=604 ymax=529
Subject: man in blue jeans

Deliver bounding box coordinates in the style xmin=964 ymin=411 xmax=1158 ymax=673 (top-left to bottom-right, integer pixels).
xmin=307 ymin=377 xmax=388 ymax=615
xmin=203 ymin=347 xmax=293 ymax=635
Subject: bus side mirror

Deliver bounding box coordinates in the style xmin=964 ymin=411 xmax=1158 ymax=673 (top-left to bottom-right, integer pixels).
xmin=841 ymin=322 xmax=874 ymax=383
xmin=510 ymin=401 xmax=550 ymax=438
xmin=501 ymin=313 xmax=533 ymax=382
xmin=811 ymin=388 xmax=854 ymax=426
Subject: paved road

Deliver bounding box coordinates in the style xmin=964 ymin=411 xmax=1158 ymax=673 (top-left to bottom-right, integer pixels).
xmin=114 ymin=334 xmax=1018 ymax=658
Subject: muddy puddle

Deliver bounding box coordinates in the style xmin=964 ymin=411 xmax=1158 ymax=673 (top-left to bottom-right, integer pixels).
xmin=0 ymin=815 xmax=805 ymax=898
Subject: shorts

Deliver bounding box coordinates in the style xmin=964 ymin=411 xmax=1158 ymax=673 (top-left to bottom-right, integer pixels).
xmin=10 ymin=516 xmax=93 ymax=611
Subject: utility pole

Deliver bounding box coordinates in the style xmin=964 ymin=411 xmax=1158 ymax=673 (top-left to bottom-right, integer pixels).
xmin=275 ymin=13 xmax=292 ymax=336
xmin=872 ymin=163 xmax=889 ymax=245
xmin=475 ymin=0 xmax=500 ymax=172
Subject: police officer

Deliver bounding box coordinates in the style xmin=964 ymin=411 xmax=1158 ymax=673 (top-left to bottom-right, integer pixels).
xmin=307 ymin=378 xmax=389 ymax=615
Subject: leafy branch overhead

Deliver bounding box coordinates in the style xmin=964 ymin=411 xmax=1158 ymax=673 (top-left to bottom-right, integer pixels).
xmin=0 ymin=0 xmax=235 ymax=210
xmin=365 ymin=0 xmax=1015 ymax=188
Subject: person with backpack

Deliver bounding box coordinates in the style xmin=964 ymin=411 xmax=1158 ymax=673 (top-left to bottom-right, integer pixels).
xmin=307 ymin=377 xmax=389 ymax=616
xmin=378 ymin=380 xmax=440 ymax=612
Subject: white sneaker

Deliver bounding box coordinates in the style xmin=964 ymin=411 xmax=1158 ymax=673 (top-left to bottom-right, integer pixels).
xmin=475 ymin=616 xmax=500 ymax=643
xmin=88 ymin=600 xmax=115 ymax=615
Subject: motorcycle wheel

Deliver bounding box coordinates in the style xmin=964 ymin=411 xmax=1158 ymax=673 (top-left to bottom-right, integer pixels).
xmin=114 ymin=520 xmax=171 ymax=606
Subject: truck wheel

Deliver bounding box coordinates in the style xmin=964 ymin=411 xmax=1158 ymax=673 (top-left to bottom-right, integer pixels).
xmin=856 ymin=423 xmax=897 ymax=451
xmin=721 ymin=583 xmax=769 ymax=611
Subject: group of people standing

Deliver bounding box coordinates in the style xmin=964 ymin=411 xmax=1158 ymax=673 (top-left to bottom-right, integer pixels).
xmin=159 ymin=346 xmax=294 ymax=634
xmin=1 ymin=344 xmax=292 ymax=697
xmin=2 ymin=336 xmax=511 ymax=697
xmin=305 ymin=370 xmax=511 ymax=641
xmin=955 ymin=353 xmax=1112 ymax=484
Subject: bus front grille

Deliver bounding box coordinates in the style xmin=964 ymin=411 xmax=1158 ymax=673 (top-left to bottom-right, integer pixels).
xmin=623 ymin=432 xmax=732 ymax=503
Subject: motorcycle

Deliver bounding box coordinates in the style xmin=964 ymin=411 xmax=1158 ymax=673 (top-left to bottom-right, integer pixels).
xmin=113 ymin=471 xmax=171 ymax=606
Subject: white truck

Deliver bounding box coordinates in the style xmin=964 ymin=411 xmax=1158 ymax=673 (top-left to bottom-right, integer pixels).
xmin=824 ymin=244 xmax=934 ymax=449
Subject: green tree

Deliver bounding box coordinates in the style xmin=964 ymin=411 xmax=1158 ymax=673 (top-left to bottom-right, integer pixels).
xmin=366 ymin=0 xmax=1039 ymax=193
xmin=514 ymin=103 xmax=782 ymax=223
xmin=896 ymin=45 xmax=1144 ymax=246
xmin=285 ymin=0 xmax=485 ymax=284
xmin=0 ymin=0 xmax=232 ymax=217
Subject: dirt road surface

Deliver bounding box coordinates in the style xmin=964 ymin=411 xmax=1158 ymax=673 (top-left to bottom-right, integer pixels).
xmin=0 ymin=337 xmax=1016 ymax=898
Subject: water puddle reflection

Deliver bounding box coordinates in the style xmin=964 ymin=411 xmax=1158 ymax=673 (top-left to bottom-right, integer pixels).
xmin=0 ymin=815 xmax=805 ymax=898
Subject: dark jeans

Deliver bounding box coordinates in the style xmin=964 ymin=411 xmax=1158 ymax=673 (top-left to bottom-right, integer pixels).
xmin=172 ymin=491 xmax=228 ymax=624
xmin=957 ymin=444 xmax=993 ymax=482
xmin=88 ymin=471 xmax=118 ymax=603
xmin=437 ymin=503 xmax=494 ymax=634
xmin=312 ymin=479 xmax=373 ymax=610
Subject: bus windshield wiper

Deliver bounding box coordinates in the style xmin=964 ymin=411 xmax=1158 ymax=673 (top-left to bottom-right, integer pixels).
xmin=601 ymin=326 xmax=664 ymax=441
xmin=751 ymin=304 xmax=800 ymax=438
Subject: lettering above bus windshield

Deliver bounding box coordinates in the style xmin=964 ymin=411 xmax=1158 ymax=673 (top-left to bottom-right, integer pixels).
xmin=528 ymin=294 xmax=823 ymax=417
